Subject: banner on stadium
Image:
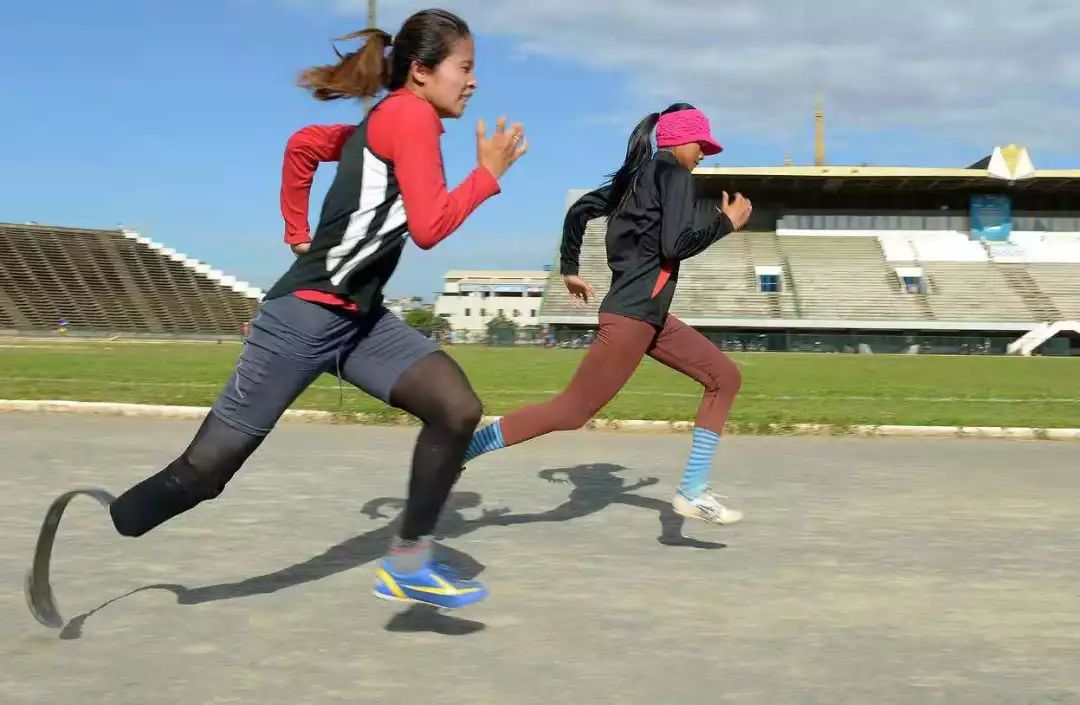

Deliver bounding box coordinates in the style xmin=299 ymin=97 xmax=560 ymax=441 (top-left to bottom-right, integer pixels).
xmin=970 ymin=195 xmax=1012 ymax=241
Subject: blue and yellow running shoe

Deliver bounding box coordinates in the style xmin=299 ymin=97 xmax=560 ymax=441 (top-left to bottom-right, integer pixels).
xmin=373 ymin=560 xmax=488 ymax=609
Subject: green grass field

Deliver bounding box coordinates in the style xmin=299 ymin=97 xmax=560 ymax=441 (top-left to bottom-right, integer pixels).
xmin=2 ymin=338 xmax=1079 ymax=429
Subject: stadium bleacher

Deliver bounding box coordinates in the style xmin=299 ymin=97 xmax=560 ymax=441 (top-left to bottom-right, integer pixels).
xmin=6 ymin=151 xmax=1079 ymax=354
xmin=1026 ymin=263 xmax=1080 ymax=318
xmin=0 ymin=223 xmax=261 ymax=335
xmin=540 ymin=216 xmax=1080 ymax=329
xmin=920 ymin=262 xmax=1037 ymax=322
xmin=777 ymin=235 xmax=929 ymax=321
xmin=540 ymin=154 xmax=1080 ymax=349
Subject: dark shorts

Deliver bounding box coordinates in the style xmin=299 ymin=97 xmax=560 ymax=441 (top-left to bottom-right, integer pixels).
xmin=211 ymin=294 xmax=439 ymax=437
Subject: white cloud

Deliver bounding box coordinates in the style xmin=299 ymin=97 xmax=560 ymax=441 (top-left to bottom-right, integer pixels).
xmin=312 ymin=0 xmax=1079 ymax=157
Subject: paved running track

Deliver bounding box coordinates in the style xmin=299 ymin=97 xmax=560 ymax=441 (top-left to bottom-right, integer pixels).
xmin=1 ymin=413 xmax=1077 ymax=704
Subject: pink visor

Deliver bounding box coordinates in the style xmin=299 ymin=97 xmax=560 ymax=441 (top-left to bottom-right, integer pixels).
xmin=656 ymin=109 xmax=723 ymax=156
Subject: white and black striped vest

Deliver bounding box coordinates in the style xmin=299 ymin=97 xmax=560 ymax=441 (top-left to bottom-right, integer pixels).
xmin=267 ymin=100 xmax=409 ymax=312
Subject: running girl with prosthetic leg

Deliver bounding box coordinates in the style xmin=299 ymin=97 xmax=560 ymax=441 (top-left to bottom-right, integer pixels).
xmin=463 ymin=103 xmax=752 ymax=526
xmin=27 ymin=9 xmax=527 ymax=625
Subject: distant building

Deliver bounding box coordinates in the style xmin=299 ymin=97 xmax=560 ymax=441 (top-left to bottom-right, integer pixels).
xmin=434 ymin=270 xmax=548 ymax=340
xmin=385 ymin=296 xmax=424 ymax=319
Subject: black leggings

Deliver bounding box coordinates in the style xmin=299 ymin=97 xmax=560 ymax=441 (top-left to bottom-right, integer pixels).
xmin=110 ymin=351 xmax=481 ymax=541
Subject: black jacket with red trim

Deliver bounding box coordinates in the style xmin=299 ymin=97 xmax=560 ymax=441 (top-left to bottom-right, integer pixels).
xmin=560 ymin=151 xmax=733 ymax=326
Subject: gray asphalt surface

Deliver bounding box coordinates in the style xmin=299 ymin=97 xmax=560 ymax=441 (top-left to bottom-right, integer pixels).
xmin=2 ymin=413 xmax=1078 ymax=704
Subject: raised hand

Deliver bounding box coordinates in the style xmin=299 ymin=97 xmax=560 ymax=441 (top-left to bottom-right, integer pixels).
xmin=719 ymin=190 xmax=753 ymax=231
xmin=476 ymin=116 xmax=528 ymax=180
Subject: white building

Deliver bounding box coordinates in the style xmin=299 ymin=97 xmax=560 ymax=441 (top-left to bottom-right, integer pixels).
xmin=434 ymin=270 xmax=548 ymax=340
xmin=384 ymin=296 xmax=423 ymax=319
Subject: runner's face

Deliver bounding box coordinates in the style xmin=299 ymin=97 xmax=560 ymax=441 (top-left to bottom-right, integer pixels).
xmin=671 ymin=142 xmax=704 ymax=170
xmin=415 ymin=36 xmax=476 ymax=119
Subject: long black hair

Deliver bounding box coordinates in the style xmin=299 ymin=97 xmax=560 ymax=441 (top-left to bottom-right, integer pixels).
xmin=603 ymin=102 xmax=696 ymax=214
xmin=299 ymin=9 xmax=471 ymax=100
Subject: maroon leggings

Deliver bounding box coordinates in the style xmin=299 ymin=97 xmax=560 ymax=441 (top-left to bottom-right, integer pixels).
xmin=501 ymin=313 xmax=742 ymax=446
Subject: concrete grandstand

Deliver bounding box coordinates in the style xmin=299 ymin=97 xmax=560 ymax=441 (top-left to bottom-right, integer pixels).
xmin=0 ymin=223 xmax=261 ymax=337
xmin=539 ymin=146 xmax=1080 ymax=355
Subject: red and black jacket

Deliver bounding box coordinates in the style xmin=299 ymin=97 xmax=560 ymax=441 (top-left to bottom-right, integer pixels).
xmin=267 ymin=89 xmax=500 ymax=313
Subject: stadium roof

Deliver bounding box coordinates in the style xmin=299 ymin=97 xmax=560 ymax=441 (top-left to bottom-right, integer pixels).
xmin=567 ymin=148 xmax=1080 ymax=206
xmin=692 ymin=146 xmax=1080 ymax=196
xmin=692 ymin=165 xmax=1080 ymax=195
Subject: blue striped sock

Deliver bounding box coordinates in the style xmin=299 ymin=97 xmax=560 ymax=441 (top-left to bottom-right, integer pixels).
xmin=678 ymin=427 xmax=720 ymax=498
xmin=463 ymin=420 xmax=505 ymax=463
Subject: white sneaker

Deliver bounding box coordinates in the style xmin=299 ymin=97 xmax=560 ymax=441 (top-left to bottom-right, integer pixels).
xmin=672 ymin=488 xmax=744 ymax=525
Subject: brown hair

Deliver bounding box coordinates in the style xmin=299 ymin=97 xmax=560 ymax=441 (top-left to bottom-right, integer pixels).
xmin=298 ymin=9 xmax=471 ymax=102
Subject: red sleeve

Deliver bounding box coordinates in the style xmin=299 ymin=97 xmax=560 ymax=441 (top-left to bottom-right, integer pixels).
xmin=280 ymin=124 xmax=357 ymax=245
xmin=368 ymin=96 xmax=500 ymax=250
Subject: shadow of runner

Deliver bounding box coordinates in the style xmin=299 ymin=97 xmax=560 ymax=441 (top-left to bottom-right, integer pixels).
xmin=60 ymin=465 xmax=723 ymax=638
xmin=488 ymin=464 xmax=727 ymax=550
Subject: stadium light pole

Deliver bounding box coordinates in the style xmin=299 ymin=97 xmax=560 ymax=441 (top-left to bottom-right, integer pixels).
xmin=363 ymin=0 xmax=377 ymax=115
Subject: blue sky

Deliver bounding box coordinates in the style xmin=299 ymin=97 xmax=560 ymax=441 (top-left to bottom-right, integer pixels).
xmin=2 ymin=0 xmax=1077 ymax=298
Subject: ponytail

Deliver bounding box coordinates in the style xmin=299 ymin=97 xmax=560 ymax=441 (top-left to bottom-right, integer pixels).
xmin=604 ymin=102 xmax=697 ymax=214
xmin=605 ymin=112 xmax=659 ymax=215
xmin=298 ymin=10 xmax=471 ymax=102
xmin=298 ymin=29 xmax=392 ymax=101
